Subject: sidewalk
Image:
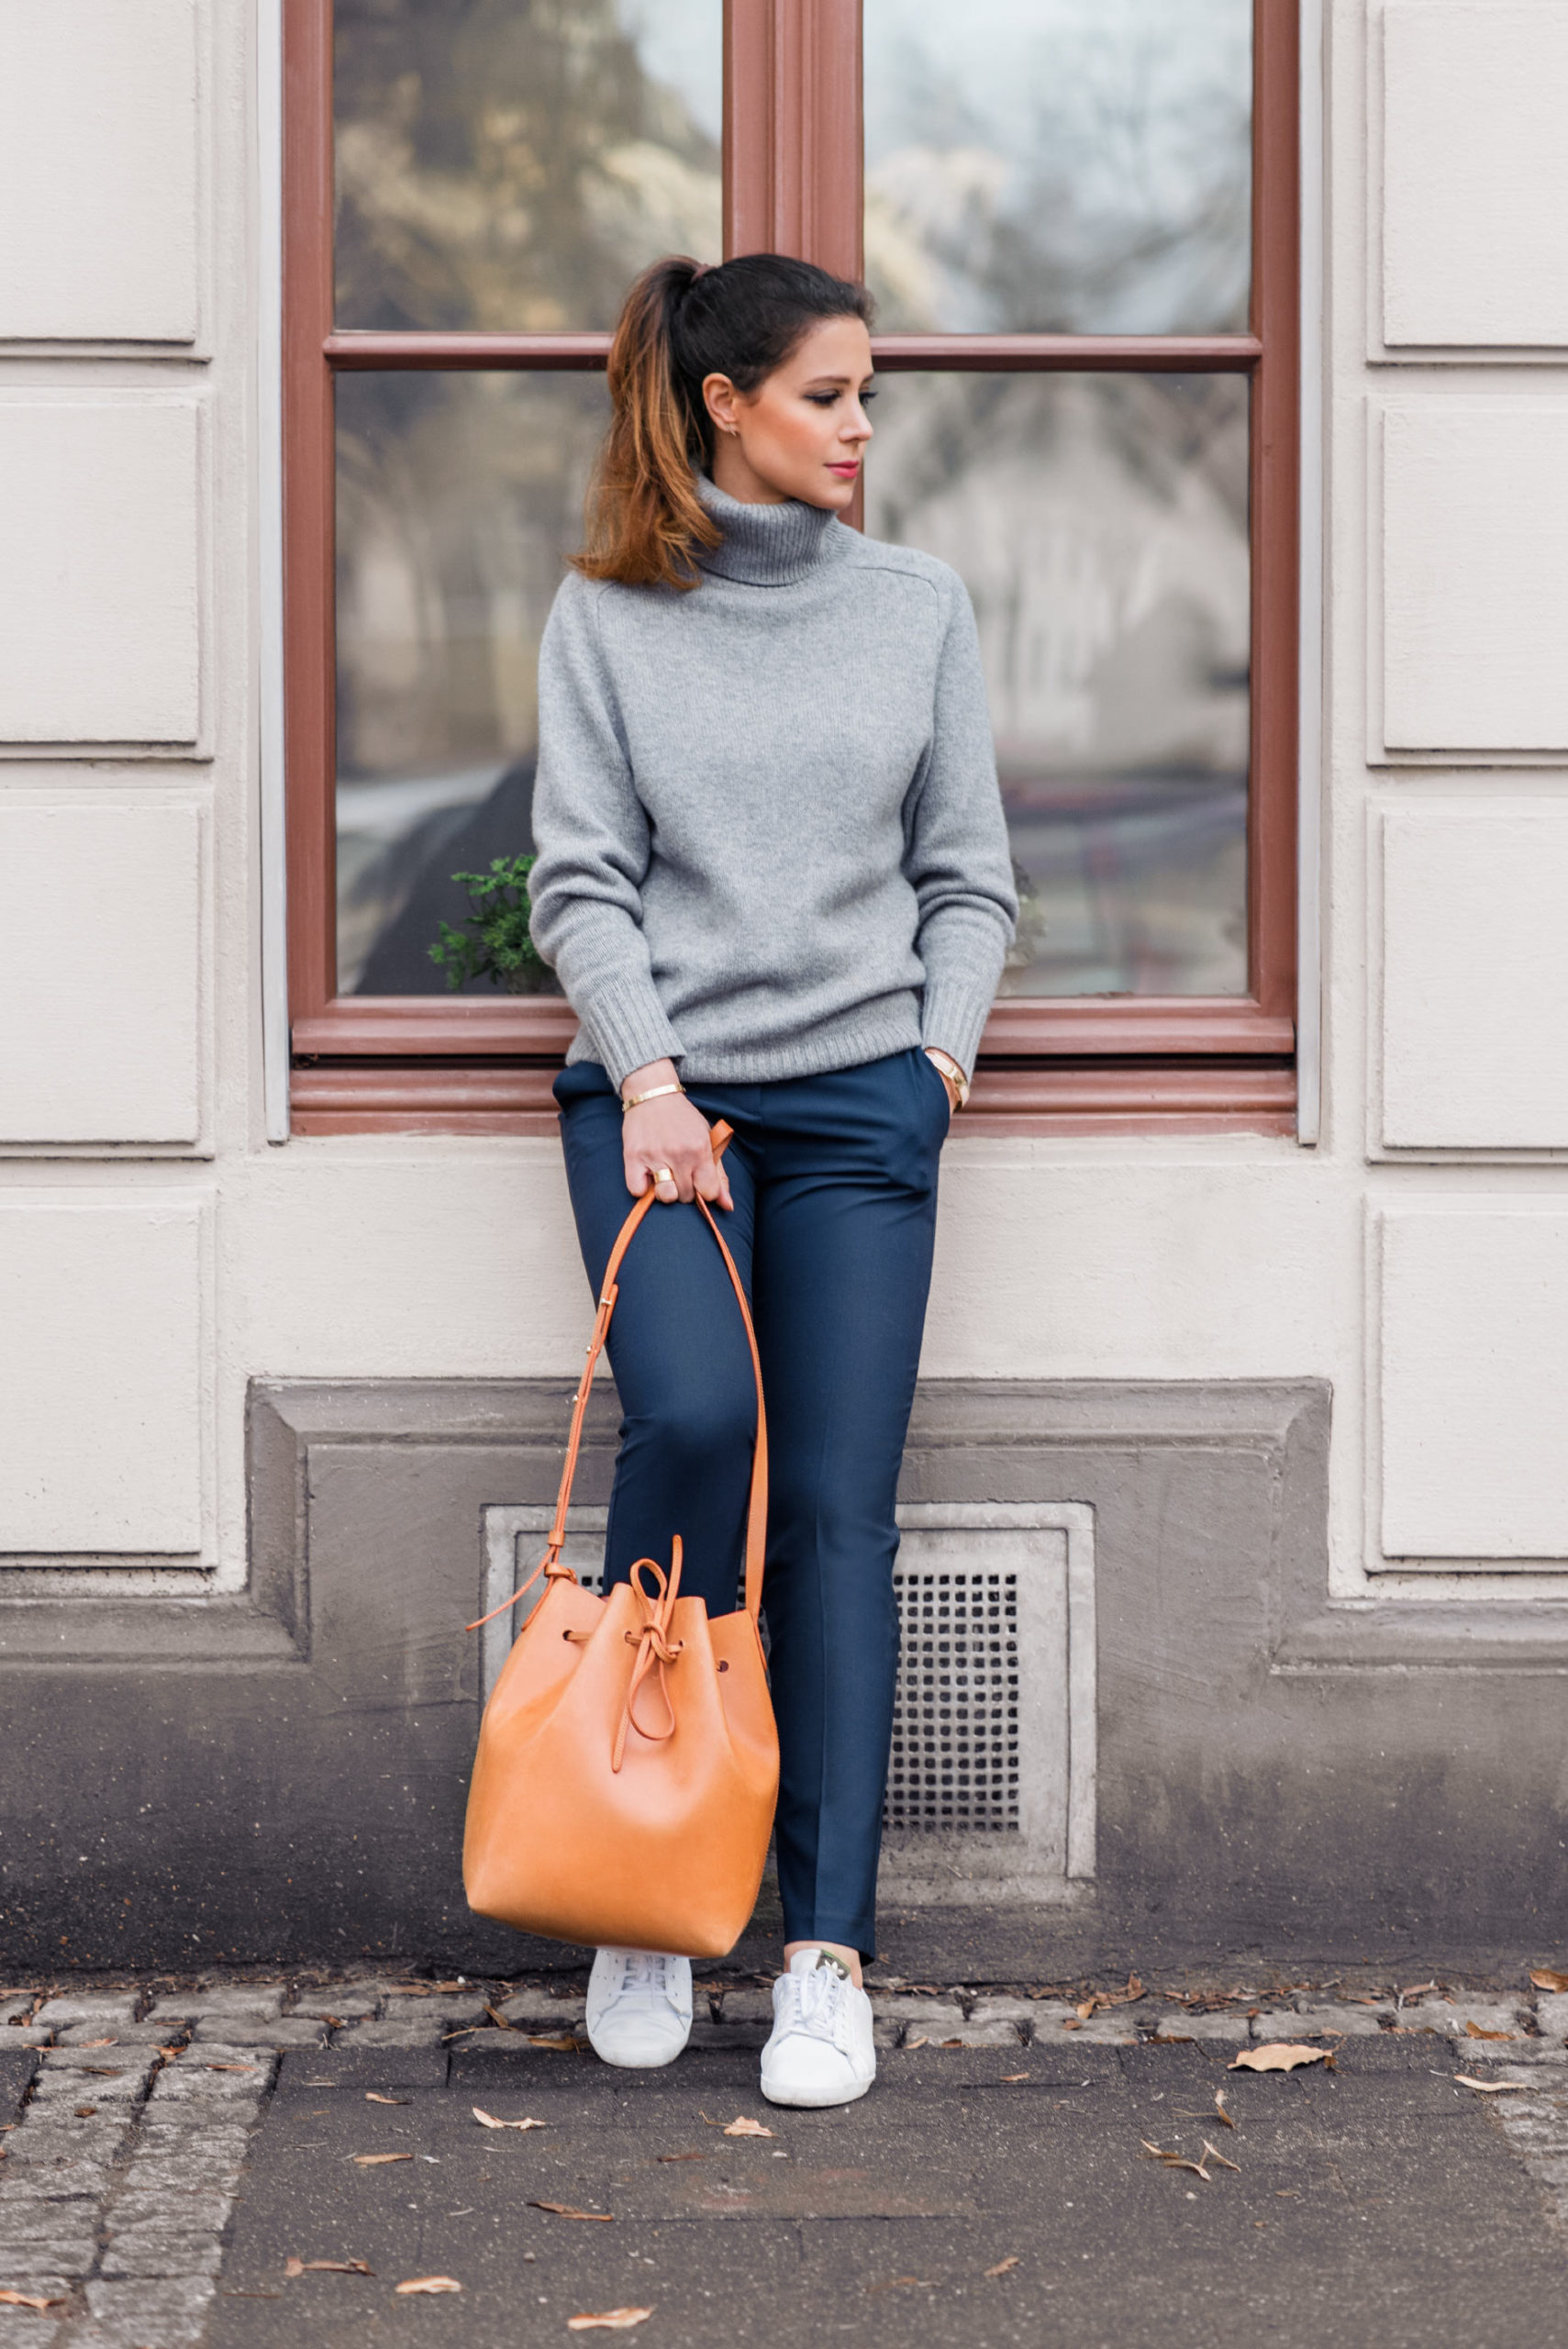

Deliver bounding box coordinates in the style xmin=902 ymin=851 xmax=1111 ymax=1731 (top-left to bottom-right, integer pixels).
xmin=4 ymin=1963 xmax=1568 ymax=2348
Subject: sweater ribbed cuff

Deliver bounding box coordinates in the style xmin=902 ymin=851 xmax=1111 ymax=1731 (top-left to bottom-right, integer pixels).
xmin=577 ymin=976 xmax=685 ymax=1093
xmin=919 ymin=977 xmax=995 ymax=1080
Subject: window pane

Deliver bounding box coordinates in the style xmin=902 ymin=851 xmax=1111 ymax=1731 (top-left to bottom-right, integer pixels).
xmin=334 ymin=0 xmax=721 ymax=333
xmin=335 ymin=370 xmax=608 ymax=995
xmin=863 ymin=0 xmax=1251 ymax=335
xmin=865 ymin=373 xmax=1249 ymax=996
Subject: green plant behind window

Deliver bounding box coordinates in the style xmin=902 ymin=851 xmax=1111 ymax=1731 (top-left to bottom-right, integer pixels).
xmin=429 ymin=854 xmax=542 ymax=993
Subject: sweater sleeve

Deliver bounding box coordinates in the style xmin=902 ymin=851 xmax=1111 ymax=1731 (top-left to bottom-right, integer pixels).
xmin=904 ymin=574 xmax=1018 ymax=1076
xmin=527 ymin=580 xmax=686 ymax=1089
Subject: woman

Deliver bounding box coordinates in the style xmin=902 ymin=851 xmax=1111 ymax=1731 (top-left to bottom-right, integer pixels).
xmin=528 ymin=251 xmax=1016 ymax=2109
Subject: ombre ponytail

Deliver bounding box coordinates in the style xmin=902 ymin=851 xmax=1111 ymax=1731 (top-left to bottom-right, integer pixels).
xmin=575 ymin=252 xmax=874 ymax=594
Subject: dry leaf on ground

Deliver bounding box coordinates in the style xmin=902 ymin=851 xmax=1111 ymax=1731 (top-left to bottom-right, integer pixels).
xmin=1455 ymin=2075 xmax=1529 ymax=2094
xmin=203 ymin=2062 xmax=256 ymax=2073
xmin=984 ymin=2255 xmax=1020 ymax=2277
xmin=528 ymin=2200 xmax=614 ymax=2222
xmin=350 ymin=2153 xmax=412 ymax=2166
xmin=1202 ymin=2140 xmax=1241 ymax=2174
xmin=485 ymin=2005 xmax=515 ymax=2030
xmin=1464 ymin=2021 xmax=1514 ymax=2040
xmin=656 ymin=2152 xmax=706 ymax=2163
xmin=76 ymin=2037 xmax=116 ymax=2048
xmin=1230 ymin=2044 xmax=1326 ymax=2073
xmin=0 ymin=2290 xmax=67 ymax=2311
xmin=395 ymin=2276 xmax=462 ymax=2295
xmin=473 ymin=2107 xmax=547 ymax=2132
xmin=528 ymin=2033 xmax=584 ymax=2052
xmin=722 ymin=2117 xmax=774 ymax=2138
xmin=285 ymin=2257 xmax=373 ymax=2277
xmin=1530 ymin=1968 xmax=1568 ymax=1994
xmin=567 ymin=2311 xmax=653 ymax=2332
xmin=1061 ymin=2019 xmax=1083 ymax=2032
xmin=365 ymin=2093 xmax=408 ymax=2106
xmin=1140 ymin=2139 xmax=1210 ymax=2180
xmin=905 ymin=2034 xmax=929 ymax=2050
xmin=1001 ymin=2073 xmax=1029 ymax=2083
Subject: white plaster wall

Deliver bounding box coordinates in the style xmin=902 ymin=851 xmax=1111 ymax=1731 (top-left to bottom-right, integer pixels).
xmin=4 ymin=0 xmax=1567 ymax=1617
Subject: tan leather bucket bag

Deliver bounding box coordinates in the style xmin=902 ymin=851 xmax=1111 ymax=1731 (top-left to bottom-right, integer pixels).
xmin=463 ymin=1124 xmax=779 ymax=1958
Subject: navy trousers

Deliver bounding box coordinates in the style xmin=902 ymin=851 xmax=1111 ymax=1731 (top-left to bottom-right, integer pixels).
xmin=555 ymin=1049 xmax=947 ymax=1960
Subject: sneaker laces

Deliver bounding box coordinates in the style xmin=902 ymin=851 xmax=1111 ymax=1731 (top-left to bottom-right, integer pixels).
xmin=617 ymin=1952 xmax=676 ymax=2000
xmin=779 ymin=1954 xmax=851 ymax=2050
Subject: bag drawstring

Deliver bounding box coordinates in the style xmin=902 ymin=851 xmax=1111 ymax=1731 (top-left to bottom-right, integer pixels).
xmin=610 ymin=1543 xmax=686 ymax=1774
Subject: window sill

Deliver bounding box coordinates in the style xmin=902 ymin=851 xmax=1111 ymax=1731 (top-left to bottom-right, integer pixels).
xmin=290 ymin=1056 xmax=1296 ymax=1139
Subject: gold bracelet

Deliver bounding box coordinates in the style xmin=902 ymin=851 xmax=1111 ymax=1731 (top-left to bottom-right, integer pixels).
xmin=620 ymin=1080 xmax=685 ymax=1114
xmin=923 ymin=1047 xmax=970 ymax=1110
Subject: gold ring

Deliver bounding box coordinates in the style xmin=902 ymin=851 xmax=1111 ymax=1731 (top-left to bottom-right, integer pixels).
xmin=652 ymin=1165 xmax=675 ymax=1186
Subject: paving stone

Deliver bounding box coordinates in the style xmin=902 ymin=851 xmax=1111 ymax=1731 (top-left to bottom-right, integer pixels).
xmin=145 ymin=2065 xmax=268 ymax=2111
xmin=32 ymin=1998 xmax=139 ymax=2032
xmin=0 ymin=2032 xmax=50 ymax=2051
xmin=1143 ymin=2007 xmax=1251 ymax=2042
xmin=107 ymin=2190 xmax=234 ymax=2233
xmin=966 ymin=1995 xmax=1035 ymax=2027
xmin=99 ymin=2233 xmax=223 ymax=2279
xmin=715 ymin=1987 xmax=775 ymax=2026
xmin=0 ymin=2002 xmax=37 ymax=2030
xmin=333 ymin=2016 xmax=449 ymax=2050
xmin=497 ymin=1990 xmax=586 ymax=2029
xmin=1396 ymin=1996 xmax=1529 ymax=2039
xmin=135 ymin=2122 xmax=251 ymax=2154
xmin=39 ymin=2049 xmax=157 ymax=2081
xmin=1535 ymin=1993 xmax=1568 ymax=2039
xmin=868 ymin=1997 xmax=966 ymax=2034
xmin=30 ymin=2077 xmax=147 ymax=2110
xmin=0 ymin=2235 xmax=97 ymax=2277
xmin=83 ymin=2275 xmax=215 ymax=2343
xmin=191 ymin=2017 xmax=325 ymax=2048
xmin=1251 ymin=2003 xmax=1393 ymax=2039
xmin=0 ymin=2167 xmax=116 ymax=2203
xmin=287 ymin=1989 xmax=382 ymax=2020
xmin=1027 ymin=2001 xmax=1140 ymax=2044
xmin=120 ymin=2164 xmax=242 ymax=2199
xmin=57 ymin=2024 xmax=174 ymax=2048
xmin=373 ymin=1991 xmax=488 ymax=2027
xmin=146 ymin=1988 xmax=284 ymax=2024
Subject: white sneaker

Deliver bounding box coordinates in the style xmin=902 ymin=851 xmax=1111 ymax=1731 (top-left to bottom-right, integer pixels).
xmin=760 ymin=1948 xmax=876 ymax=2109
xmin=584 ymin=1948 xmax=693 ymax=2069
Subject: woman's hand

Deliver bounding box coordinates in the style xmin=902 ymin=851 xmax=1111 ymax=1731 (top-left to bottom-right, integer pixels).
xmin=620 ymin=1061 xmax=733 ymax=1209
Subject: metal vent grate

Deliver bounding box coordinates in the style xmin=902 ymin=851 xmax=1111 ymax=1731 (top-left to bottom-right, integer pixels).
xmin=884 ymin=1567 xmax=1020 ymax=1832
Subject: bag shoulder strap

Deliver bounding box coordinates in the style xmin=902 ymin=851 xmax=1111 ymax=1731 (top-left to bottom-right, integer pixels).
xmin=469 ymin=1121 xmax=767 ymax=1631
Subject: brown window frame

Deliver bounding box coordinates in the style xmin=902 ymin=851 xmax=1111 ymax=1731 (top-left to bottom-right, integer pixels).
xmin=284 ymin=0 xmax=1298 ymax=1136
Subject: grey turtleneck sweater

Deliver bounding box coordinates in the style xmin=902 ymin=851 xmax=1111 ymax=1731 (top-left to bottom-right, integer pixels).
xmin=528 ymin=477 xmax=1017 ymax=1088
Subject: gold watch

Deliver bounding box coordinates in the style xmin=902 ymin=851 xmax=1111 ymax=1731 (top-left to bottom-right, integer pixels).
xmin=924 ymin=1047 xmax=970 ymax=1110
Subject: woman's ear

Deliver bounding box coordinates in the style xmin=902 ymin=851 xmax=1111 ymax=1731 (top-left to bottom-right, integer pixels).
xmin=702 ymin=372 xmax=742 ymax=438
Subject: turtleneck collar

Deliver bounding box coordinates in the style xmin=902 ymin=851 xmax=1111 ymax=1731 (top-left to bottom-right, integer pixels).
xmin=695 ymin=473 xmax=839 ymax=587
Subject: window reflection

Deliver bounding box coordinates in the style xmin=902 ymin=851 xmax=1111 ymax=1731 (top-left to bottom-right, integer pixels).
xmin=334 ymin=0 xmax=722 ymax=333
xmin=863 ymin=0 xmax=1251 ymax=336
xmin=866 ymin=373 xmax=1250 ymax=996
xmin=335 ymin=371 xmax=608 ymax=995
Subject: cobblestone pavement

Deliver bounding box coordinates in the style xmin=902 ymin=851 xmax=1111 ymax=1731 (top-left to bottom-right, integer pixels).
xmin=3 ymin=1969 xmax=1568 ymax=2345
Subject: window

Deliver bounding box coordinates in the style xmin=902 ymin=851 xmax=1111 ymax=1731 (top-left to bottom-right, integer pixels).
xmin=284 ymin=0 xmax=1297 ymax=1132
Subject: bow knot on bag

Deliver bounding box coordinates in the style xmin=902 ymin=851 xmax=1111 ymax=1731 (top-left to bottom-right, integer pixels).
xmin=613 ymin=1550 xmax=685 ymax=1772
xmin=462 ymin=1122 xmax=780 ymax=1959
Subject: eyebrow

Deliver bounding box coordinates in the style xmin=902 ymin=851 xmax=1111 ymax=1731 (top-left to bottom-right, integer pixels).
xmin=801 ymin=373 xmax=877 ymax=389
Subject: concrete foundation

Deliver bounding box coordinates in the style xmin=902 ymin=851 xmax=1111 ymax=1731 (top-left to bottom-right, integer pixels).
xmin=3 ymin=1378 xmax=1567 ymax=1972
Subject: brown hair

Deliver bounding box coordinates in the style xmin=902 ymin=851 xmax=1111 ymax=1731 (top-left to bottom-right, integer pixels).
xmin=574 ymin=252 xmax=875 ymax=593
